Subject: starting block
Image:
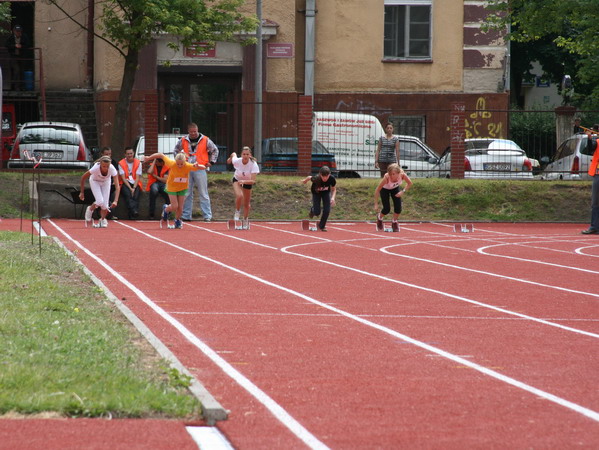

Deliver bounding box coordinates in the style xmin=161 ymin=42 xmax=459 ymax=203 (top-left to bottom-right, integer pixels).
xmin=376 ymin=221 xmax=399 ymax=233
xmin=453 ymin=223 xmax=474 ymax=233
xmin=301 ymin=220 xmax=318 ymax=232
xmin=160 ymin=218 xmax=174 ymax=229
xmin=228 ymin=219 xmax=249 ymax=230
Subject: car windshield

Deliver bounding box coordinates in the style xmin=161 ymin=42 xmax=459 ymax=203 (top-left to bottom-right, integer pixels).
xmin=20 ymin=127 xmax=80 ymax=145
xmin=266 ymin=139 xmax=330 ymax=155
xmin=581 ymin=136 xmax=597 ymax=156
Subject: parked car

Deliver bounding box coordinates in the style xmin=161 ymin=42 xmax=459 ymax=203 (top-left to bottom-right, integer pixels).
xmin=395 ymin=135 xmax=440 ymax=178
xmin=8 ymin=121 xmax=92 ymax=170
xmin=437 ymin=138 xmax=534 ymax=179
xmin=542 ymin=133 xmax=597 ymax=180
xmin=261 ymin=137 xmax=337 ymax=175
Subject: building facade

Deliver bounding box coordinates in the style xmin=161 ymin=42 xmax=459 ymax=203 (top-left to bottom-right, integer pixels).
xmin=9 ymin=0 xmax=510 ymax=159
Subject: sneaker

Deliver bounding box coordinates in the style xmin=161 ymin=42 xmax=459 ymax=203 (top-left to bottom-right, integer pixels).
xmin=100 ymin=218 xmax=108 ymax=228
xmin=204 ymin=218 xmax=212 ymax=222
xmin=581 ymin=228 xmax=598 ymax=235
xmin=391 ymin=221 xmax=399 ymax=232
xmin=161 ymin=204 xmax=169 ymax=221
xmin=319 ymin=226 xmax=327 ymax=232
xmin=174 ymin=219 xmax=182 ymax=229
xmin=85 ymin=206 xmax=93 ymax=222
xmin=242 ymin=219 xmax=249 ymax=230
xmin=376 ymin=214 xmax=383 ymax=231
xmin=234 ymin=210 xmax=240 ymax=221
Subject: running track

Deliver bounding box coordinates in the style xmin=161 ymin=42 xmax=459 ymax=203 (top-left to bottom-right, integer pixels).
xmin=2 ymin=219 xmax=599 ymax=448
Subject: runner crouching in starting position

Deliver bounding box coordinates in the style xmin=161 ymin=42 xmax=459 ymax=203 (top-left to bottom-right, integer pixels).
xmin=145 ymin=152 xmax=205 ymax=229
xmin=374 ymin=163 xmax=412 ymax=232
xmin=226 ymin=146 xmax=260 ymax=230
xmin=302 ymin=165 xmax=336 ymax=232
xmin=80 ymin=156 xmax=121 ymax=228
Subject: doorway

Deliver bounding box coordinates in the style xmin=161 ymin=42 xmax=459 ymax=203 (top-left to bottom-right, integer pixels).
xmin=158 ymin=73 xmax=241 ymax=169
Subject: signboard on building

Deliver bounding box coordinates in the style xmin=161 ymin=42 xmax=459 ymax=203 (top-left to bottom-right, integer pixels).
xmin=267 ymin=43 xmax=294 ymax=58
xmin=185 ymin=42 xmax=216 ymax=58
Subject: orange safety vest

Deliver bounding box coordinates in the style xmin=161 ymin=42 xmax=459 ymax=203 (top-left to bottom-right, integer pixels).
xmin=181 ymin=136 xmax=209 ymax=166
xmin=118 ymin=158 xmax=143 ymax=188
xmin=146 ymin=163 xmax=170 ymax=191
xmin=589 ymin=145 xmax=599 ymax=177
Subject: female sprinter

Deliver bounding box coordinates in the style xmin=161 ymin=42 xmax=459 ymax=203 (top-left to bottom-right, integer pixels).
xmin=79 ymin=156 xmax=121 ymax=228
xmin=226 ymin=146 xmax=260 ymax=229
xmin=145 ymin=152 xmax=205 ymax=229
xmin=374 ymin=163 xmax=412 ymax=232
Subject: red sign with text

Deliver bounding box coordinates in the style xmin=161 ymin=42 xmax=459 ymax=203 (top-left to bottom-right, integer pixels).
xmin=185 ymin=42 xmax=216 ymax=58
xmin=267 ymin=43 xmax=294 ymax=58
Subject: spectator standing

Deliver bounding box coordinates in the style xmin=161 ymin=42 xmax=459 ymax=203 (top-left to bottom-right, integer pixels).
xmin=5 ymin=25 xmax=32 ymax=91
xmin=174 ymin=123 xmax=219 ymax=221
xmin=581 ymin=139 xmax=599 ymax=235
xmin=146 ymin=156 xmax=170 ymax=219
xmin=375 ymin=122 xmax=401 ymax=177
xmin=118 ymin=146 xmax=143 ymax=219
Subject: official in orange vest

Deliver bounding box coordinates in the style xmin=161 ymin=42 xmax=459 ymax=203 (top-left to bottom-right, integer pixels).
xmin=118 ymin=146 xmax=143 ymax=219
xmin=581 ymin=142 xmax=599 ymax=234
xmin=174 ymin=123 xmax=219 ymax=221
xmin=146 ymin=157 xmax=170 ymax=219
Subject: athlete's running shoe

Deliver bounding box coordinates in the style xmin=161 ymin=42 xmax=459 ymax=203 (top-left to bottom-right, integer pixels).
xmin=376 ymin=214 xmax=383 ymax=231
xmin=234 ymin=210 xmax=240 ymax=221
xmin=174 ymin=219 xmax=182 ymax=229
xmin=391 ymin=221 xmax=399 ymax=233
xmin=85 ymin=206 xmax=93 ymax=222
xmin=161 ymin=204 xmax=169 ymax=221
xmin=100 ymin=218 xmax=108 ymax=228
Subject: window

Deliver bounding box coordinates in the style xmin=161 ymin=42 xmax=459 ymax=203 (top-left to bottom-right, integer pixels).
xmin=384 ymin=1 xmax=431 ymax=60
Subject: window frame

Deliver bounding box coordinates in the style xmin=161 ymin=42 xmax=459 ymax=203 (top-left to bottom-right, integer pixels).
xmin=383 ymin=0 xmax=432 ymax=62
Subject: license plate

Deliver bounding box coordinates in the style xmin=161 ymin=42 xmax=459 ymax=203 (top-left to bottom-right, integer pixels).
xmin=34 ymin=151 xmax=62 ymax=159
xmin=483 ymin=163 xmax=510 ymax=171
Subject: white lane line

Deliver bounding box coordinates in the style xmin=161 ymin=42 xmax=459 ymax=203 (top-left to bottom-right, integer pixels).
xmin=575 ymin=245 xmax=599 ymax=257
xmin=186 ymin=426 xmax=234 ymax=450
xmin=378 ymin=244 xmax=599 ymax=299
xmin=48 ymin=220 xmax=329 ymax=450
xmin=114 ymin=222 xmax=599 ymax=423
xmin=478 ymin=243 xmax=599 ymax=274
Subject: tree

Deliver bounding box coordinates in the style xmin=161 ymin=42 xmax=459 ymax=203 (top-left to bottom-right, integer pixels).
xmin=486 ymin=0 xmax=599 ymax=108
xmin=47 ymin=0 xmax=257 ymax=155
xmin=0 ymin=3 xmax=11 ymax=24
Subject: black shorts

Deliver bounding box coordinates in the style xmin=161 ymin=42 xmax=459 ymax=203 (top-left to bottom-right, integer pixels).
xmin=232 ymin=177 xmax=253 ymax=190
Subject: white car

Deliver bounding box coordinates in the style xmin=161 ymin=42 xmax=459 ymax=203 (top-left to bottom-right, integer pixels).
xmin=437 ymin=138 xmax=534 ymax=179
xmin=542 ymin=133 xmax=597 ymax=180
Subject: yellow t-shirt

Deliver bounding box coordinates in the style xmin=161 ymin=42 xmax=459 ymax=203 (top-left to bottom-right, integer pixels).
xmin=162 ymin=156 xmax=200 ymax=192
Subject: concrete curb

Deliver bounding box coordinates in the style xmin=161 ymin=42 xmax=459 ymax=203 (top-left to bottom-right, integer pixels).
xmin=50 ymin=235 xmax=229 ymax=425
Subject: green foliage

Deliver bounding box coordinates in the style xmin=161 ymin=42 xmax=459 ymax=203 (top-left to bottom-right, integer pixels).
xmin=92 ymin=0 xmax=257 ymax=57
xmin=0 ymin=3 xmax=11 ymax=24
xmin=508 ymin=107 xmax=556 ymax=161
xmin=486 ymin=0 xmax=599 ymax=108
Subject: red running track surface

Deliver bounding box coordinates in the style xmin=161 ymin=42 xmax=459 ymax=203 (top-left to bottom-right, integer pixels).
xmin=3 ymin=218 xmax=599 ymax=448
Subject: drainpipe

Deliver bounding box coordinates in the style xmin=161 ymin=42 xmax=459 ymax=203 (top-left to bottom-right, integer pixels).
xmin=254 ymin=0 xmax=263 ymax=160
xmin=304 ymin=0 xmax=315 ymax=99
xmin=86 ymin=0 xmax=94 ymax=89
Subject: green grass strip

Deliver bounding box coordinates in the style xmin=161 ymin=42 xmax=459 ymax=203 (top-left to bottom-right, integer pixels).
xmin=0 ymin=231 xmax=201 ymax=418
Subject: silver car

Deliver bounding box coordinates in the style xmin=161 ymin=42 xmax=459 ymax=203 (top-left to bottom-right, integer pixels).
xmin=437 ymin=138 xmax=534 ymax=179
xmin=8 ymin=122 xmax=92 ymax=170
xmin=542 ymin=133 xmax=596 ymax=180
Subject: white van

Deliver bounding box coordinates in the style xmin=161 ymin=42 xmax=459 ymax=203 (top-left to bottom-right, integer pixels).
xmin=133 ymin=133 xmax=182 ymax=162
xmin=313 ymin=112 xmax=439 ymax=178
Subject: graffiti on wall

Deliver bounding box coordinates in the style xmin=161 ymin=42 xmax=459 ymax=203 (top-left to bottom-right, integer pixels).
xmin=465 ymin=97 xmax=504 ymax=139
